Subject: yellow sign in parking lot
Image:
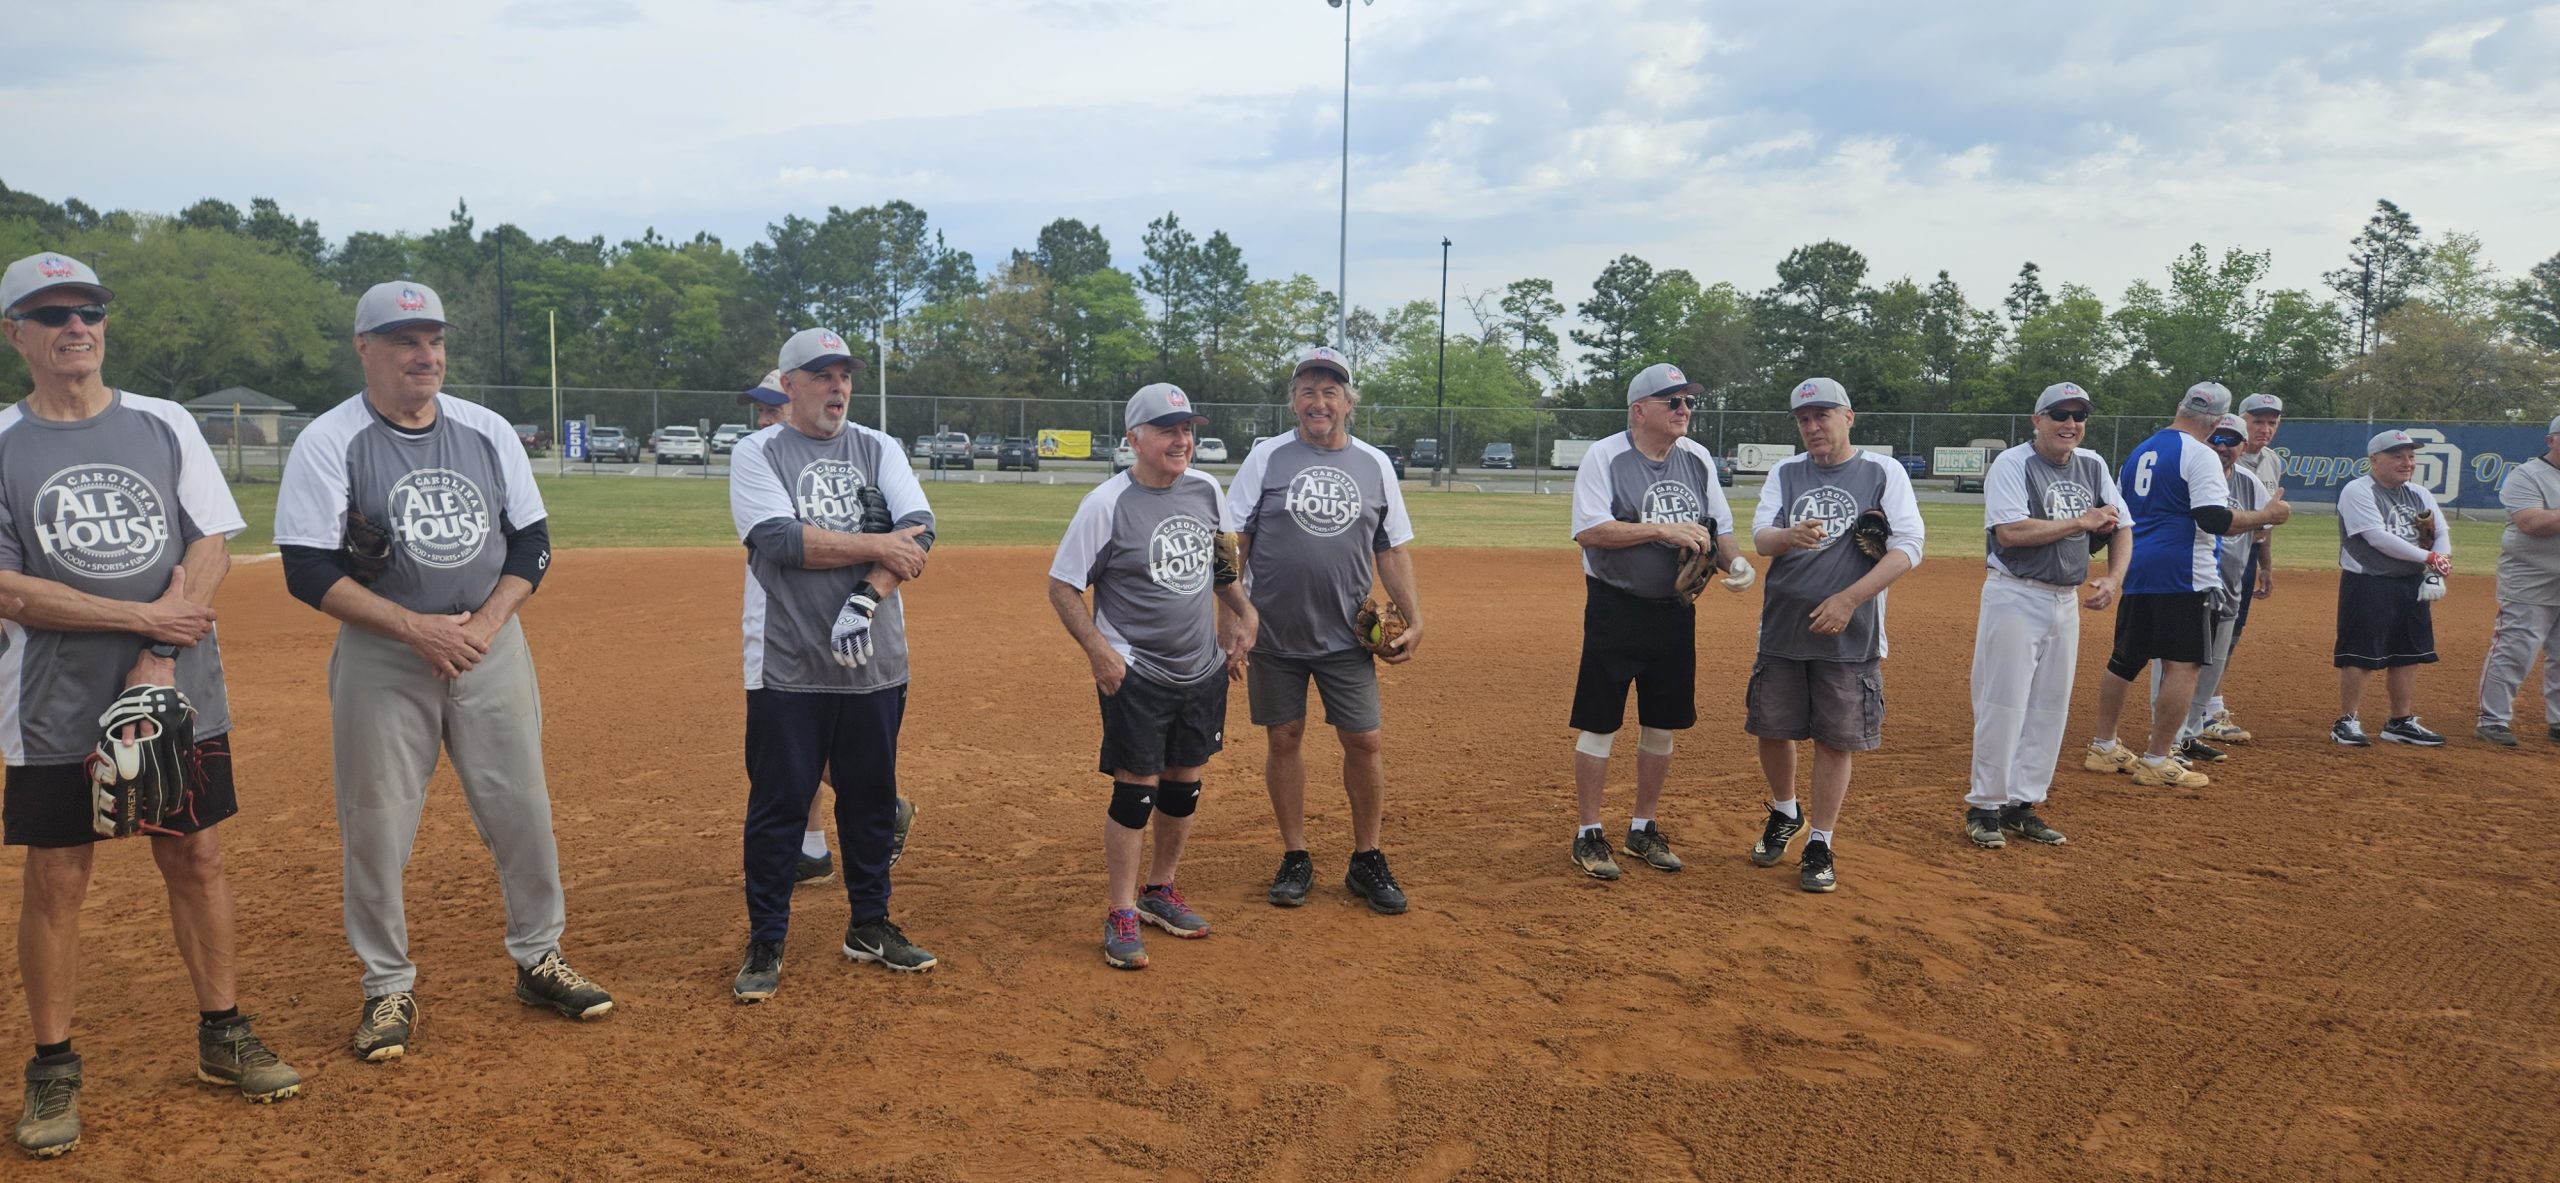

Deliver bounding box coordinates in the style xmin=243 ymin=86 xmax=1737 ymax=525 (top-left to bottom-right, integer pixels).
xmin=1037 ymin=429 xmax=1090 ymax=458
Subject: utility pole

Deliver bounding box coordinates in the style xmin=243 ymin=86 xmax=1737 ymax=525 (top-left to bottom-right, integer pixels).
xmin=1435 ymin=237 xmax=1450 ymax=485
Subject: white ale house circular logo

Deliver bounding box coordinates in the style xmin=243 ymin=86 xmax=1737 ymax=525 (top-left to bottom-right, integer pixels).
xmin=1285 ymin=465 xmax=1363 ymax=537
xmin=1147 ymin=514 xmax=1214 ymax=594
xmin=794 ymin=459 xmax=869 ymax=531
xmin=390 ymin=468 xmax=493 ymax=569
xmin=34 ymin=464 xmax=171 ymax=579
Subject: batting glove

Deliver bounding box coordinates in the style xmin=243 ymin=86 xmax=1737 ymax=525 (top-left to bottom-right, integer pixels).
xmin=831 ymin=585 xmax=883 ymax=668
xmin=1721 ymin=555 xmax=1757 ymax=592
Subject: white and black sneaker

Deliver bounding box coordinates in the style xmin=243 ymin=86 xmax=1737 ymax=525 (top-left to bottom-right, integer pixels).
xmin=2331 ymin=716 xmax=2371 ymax=747
xmin=1750 ymin=807 xmax=1806 ymax=868
xmin=843 ymin=918 xmax=938 ymax=973
xmin=2380 ymin=716 xmax=2447 ymax=746
xmin=1798 ymin=839 xmax=1838 ymax=894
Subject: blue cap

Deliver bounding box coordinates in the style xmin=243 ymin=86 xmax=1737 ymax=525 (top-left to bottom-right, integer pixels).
xmin=738 ymin=368 xmax=787 ymax=407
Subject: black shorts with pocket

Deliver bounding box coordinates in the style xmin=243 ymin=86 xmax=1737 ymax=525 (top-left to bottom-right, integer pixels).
xmin=2107 ymin=591 xmax=2215 ymax=680
xmin=1097 ymin=670 xmax=1228 ymax=777
xmin=4 ymin=734 xmax=240 ymax=848
xmin=2333 ymin=570 xmax=2437 ymax=670
xmin=1568 ymin=577 xmax=1697 ymax=734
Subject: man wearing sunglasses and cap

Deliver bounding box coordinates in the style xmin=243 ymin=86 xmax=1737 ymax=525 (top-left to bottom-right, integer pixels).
xmin=2144 ymin=414 xmax=2271 ymax=765
xmin=2474 ymin=416 xmax=2560 ymax=746
xmin=2331 ymin=429 xmax=2451 ymax=747
xmin=1049 ymin=383 xmax=1255 ymax=970
xmin=728 ymin=331 xmax=940 ymax=1001
xmin=1 ymin=252 xmax=301 ymax=1157
xmin=732 ymin=372 xmax=918 ymax=892
xmin=1564 ymin=363 xmax=1743 ymax=881
xmin=2202 ymin=392 xmax=2289 ymax=745
xmin=1963 ymin=382 xmax=2128 ymax=850
xmin=1228 ymin=347 xmax=1422 ymax=914
xmin=277 ymin=280 xmax=613 ymax=1057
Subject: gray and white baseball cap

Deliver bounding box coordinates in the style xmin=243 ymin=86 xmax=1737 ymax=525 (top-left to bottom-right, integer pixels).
xmin=1625 ymin=362 xmax=1703 ymax=405
xmin=2239 ymin=392 xmax=2283 ymax=416
xmin=2367 ymin=429 xmax=2418 ymax=455
xmin=354 ymin=281 xmax=453 ymax=335
xmin=1 ymin=252 xmax=112 ymax=313
xmin=2213 ymin=414 xmax=2247 ymax=439
xmin=1294 ymin=345 xmax=1352 ymax=385
xmin=2034 ymin=382 xmax=2093 ymax=414
xmin=778 ymin=327 xmax=860 ymax=373
xmin=2179 ymin=381 xmax=2233 ymax=419
xmin=739 ymin=368 xmax=788 ymax=408
xmin=2548 ymin=414 xmax=2560 ymax=436
xmin=1125 ymin=382 xmax=1208 ymax=431
xmin=1788 ymin=376 xmax=1850 ymax=411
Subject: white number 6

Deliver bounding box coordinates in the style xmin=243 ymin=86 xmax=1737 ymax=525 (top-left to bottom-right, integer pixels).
xmin=2131 ymin=451 xmax=2158 ymax=497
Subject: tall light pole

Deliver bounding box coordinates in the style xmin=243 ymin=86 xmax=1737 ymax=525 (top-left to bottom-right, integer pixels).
xmin=1435 ymin=236 xmax=1449 ymax=486
xmin=1327 ymin=0 xmax=1371 ymax=346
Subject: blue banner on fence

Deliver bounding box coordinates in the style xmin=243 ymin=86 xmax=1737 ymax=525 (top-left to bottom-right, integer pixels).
xmin=2246 ymin=423 xmax=2551 ymax=510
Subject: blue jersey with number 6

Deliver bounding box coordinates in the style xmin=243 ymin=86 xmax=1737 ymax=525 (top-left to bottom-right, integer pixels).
xmin=2118 ymin=427 xmax=2229 ymax=595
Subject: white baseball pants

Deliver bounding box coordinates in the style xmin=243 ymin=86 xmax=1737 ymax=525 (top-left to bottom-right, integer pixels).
xmin=1968 ymin=571 xmax=2082 ymax=810
xmin=2477 ymin=599 xmax=2560 ymax=728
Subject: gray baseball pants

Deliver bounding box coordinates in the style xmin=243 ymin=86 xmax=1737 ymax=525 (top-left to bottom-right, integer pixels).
xmin=329 ymin=617 xmax=566 ymax=996
xmin=2477 ymin=599 xmax=2560 ymax=729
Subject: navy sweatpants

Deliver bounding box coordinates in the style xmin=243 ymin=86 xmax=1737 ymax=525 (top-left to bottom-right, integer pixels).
xmin=744 ymin=686 xmax=905 ymax=942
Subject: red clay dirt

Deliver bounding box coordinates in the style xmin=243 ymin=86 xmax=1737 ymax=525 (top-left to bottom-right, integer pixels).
xmin=4 ymin=547 xmax=2556 ymax=1181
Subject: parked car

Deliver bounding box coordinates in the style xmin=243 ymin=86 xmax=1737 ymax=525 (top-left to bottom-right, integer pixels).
xmin=997 ymin=437 xmax=1040 ymax=472
xmin=1377 ymin=444 xmax=1407 ymax=481
xmin=928 ymin=431 xmax=974 ymax=470
xmin=1898 ymin=454 xmax=1928 ymax=480
xmin=1194 ymin=437 xmax=1229 ymax=463
xmin=711 ymin=423 xmax=749 ymax=455
xmin=1411 ymin=438 xmax=1443 ymax=469
xmin=1112 ymin=441 xmax=1136 ymax=473
xmin=656 ymin=425 xmax=707 ymax=464
xmin=650 ymin=425 xmax=678 ymax=453
xmin=1091 ymin=438 xmax=1116 ymax=460
xmin=513 ymin=423 xmax=552 ymax=454
xmin=912 ymin=435 xmax=934 ymax=459
xmin=971 ymin=433 xmax=1000 ymax=460
xmin=1718 ymin=453 xmax=1737 ymax=487
xmin=586 ymin=426 xmax=639 ymax=462
xmin=1482 ymin=441 xmax=1516 ymax=469
xmin=1951 ymin=437 xmax=2005 ymax=493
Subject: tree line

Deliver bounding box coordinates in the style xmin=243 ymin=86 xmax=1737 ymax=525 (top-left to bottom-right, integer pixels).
xmin=2 ymin=180 xmax=2554 ymax=425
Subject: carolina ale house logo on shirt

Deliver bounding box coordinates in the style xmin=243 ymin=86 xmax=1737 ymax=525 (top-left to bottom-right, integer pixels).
xmin=1286 ymin=465 xmax=1362 ymax=537
xmin=390 ymin=468 xmax=492 ymax=569
xmin=795 ymin=460 xmax=869 ymax=532
xmin=2043 ymin=480 xmax=2096 ymax=519
xmin=1148 ymin=514 xmax=1214 ymax=595
xmin=35 ymin=463 xmax=170 ymax=578
xmin=1790 ymin=485 xmax=1860 ymax=550
xmin=1640 ymin=480 xmax=1703 ymax=525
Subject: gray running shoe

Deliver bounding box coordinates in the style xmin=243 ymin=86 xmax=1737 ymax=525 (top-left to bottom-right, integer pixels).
xmin=14 ymin=1056 xmax=79 ymax=1159
xmin=1267 ymin=850 xmax=1314 ymax=907
xmin=517 ymin=951 xmax=615 ymax=1019
xmin=843 ymin=918 xmax=939 ymax=972
xmin=1799 ymin=839 xmax=1839 ymax=893
xmin=1963 ymin=807 xmax=2007 ymax=849
xmin=1623 ymin=822 xmax=1684 ymax=872
xmin=1344 ymin=849 xmax=1409 ymax=914
xmin=1571 ymin=832 xmax=1621 ymax=880
xmin=1750 ymin=807 xmax=1806 ymax=867
xmin=1103 ymin=908 xmax=1149 ymax=970
xmin=888 ymin=796 xmax=917 ymax=868
xmin=351 ymin=991 xmax=418 ymax=1062
xmin=2476 ymin=723 xmax=2519 ymax=747
xmin=1137 ymin=883 xmax=1211 ymax=937
xmin=733 ymin=939 xmax=783 ymax=1003
xmin=197 ymin=1016 xmax=302 ymax=1102
xmin=2000 ymin=804 xmax=2068 ymax=846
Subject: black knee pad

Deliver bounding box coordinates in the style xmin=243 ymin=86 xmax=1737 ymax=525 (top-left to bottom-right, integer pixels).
xmin=2106 ymin=652 xmax=2145 ymax=682
xmin=1108 ymin=781 xmax=1156 ymax=830
xmin=1157 ymin=779 xmax=1201 ymax=818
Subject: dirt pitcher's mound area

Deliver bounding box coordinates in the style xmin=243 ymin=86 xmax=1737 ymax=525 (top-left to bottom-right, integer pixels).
xmin=8 ymin=548 xmax=2558 ymax=1181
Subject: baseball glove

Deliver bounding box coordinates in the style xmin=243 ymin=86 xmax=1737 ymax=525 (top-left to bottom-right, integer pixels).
xmin=1353 ymin=597 xmax=1406 ymax=656
xmin=1851 ymin=508 xmax=1893 ymax=561
xmin=2413 ymin=510 xmax=2438 ymax=549
xmin=855 ymin=485 xmax=894 ymax=535
xmin=1674 ymin=547 xmax=1720 ymax=605
xmin=85 ymin=684 xmax=202 ymax=839
xmin=343 ymin=510 xmax=394 ymax=585
xmin=1213 ymin=532 xmax=1241 ymax=587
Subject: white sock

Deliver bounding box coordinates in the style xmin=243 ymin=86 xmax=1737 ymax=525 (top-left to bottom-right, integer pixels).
xmin=2091 ymin=737 xmax=2118 ymax=751
xmin=1808 ymin=828 xmax=1834 ymax=846
xmin=2139 ymin=754 xmax=2169 ymax=767
xmin=1630 ymin=816 xmax=1653 ymax=833
xmin=1770 ymin=800 xmax=1800 ymax=820
xmin=2207 ymin=696 xmax=2227 ymax=715
xmin=801 ymin=831 xmax=828 ymax=858
xmin=1577 ymin=823 xmax=1602 ymax=838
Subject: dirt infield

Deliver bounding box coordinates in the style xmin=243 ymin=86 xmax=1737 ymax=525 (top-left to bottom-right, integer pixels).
xmin=8 ymin=548 xmax=2558 ymax=1180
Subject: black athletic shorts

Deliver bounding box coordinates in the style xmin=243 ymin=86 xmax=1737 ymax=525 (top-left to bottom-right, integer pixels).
xmin=1569 ymin=576 xmax=1697 ymax=733
xmin=2107 ymin=591 xmax=2214 ymax=680
xmin=4 ymin=734 xmax=240 ymax=848
xmin=1097 ymin=670 xmax=1228 ymax=777
xmin=2333 ymin=570 xmax=2438 ymax=670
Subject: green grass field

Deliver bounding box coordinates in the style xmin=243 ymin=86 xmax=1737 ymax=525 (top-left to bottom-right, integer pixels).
xmin=221 ymin=475 xmax=2506 ymax=571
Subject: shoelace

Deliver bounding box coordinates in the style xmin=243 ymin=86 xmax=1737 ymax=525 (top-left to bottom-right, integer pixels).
xmin=25 ymin=1074 xmax=75 ymax=1119
xmin=1146 ymin=884 xmax=1193 ymax=913
xmin=1363 ymin=857 xmax=1401 ymax=889
xmin=208 ymin=1027 xmax=281 ymax=1069
xmin=531 ymin=955 xmax=598 ymax=992
xmin=366 ymin=994 xmax=413 ymax=1030
xmin=1108 ymin=910 xmax=1141 ymax=943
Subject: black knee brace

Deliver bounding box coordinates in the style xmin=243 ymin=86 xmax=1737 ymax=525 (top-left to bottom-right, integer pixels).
xmin=1108 ymin=781 xmax=1156 ymax=830
xmin=1156 ymin=778 xmax=1201 ymax=818
xmin=2106 ymin=652 xmax=2145 ymax=682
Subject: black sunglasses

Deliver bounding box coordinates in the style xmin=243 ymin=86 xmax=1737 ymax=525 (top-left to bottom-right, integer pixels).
xmin=1651 ymin=395 xmax=1698 ymax=411
xmin=6 ymin=304 xmax=106 ymax=328
xmin=2043 ymin=408 xmax=2090 ymax=422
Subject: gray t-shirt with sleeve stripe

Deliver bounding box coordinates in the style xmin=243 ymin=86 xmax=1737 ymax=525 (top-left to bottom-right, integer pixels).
xmin=729 ymin=420 xmax=936 ymax=694
xmin=1227 ymin=433 xmax=1413 ymax=658
xmin=1051 ymin=469 xmax=1232 ymax=688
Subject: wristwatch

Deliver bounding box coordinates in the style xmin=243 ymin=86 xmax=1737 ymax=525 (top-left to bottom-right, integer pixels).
xmin=147 ymin=642 xmax=180 ymax=659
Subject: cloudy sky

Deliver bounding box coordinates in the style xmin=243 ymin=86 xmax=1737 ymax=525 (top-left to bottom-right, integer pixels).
xmin=5 ymin=0 xmax=2556 ymax=334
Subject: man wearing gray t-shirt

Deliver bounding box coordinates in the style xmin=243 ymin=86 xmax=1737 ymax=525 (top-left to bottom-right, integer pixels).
xmin=1229 ymin=347 xmax=1421 ymax=915
xmin=2474 ymin=417 xmax=2560 ymax=745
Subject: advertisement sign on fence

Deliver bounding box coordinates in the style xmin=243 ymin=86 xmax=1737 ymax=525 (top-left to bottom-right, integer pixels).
xmin=2257 ymin=424 xmax=2551 ymax=511
xmin=565 ymin=418 xmax=588 ymax=462
xmin=1036 ymin=429 xmax=1091 ymax=459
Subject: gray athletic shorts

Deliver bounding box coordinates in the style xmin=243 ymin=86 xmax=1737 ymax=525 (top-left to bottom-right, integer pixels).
xmin=1744 ymin=655 xmax=1883 ymax=752
xmin=1246 ymin=647 xmax=1382 ymax=733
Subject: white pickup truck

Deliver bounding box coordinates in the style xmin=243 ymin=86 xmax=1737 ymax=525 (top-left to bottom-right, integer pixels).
xmin=1550 ymin=438 xmax=1593 ymax=469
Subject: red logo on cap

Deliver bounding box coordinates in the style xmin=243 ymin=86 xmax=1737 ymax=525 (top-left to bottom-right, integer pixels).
xmin=1666 ymin=368 xmax=1685 ymax=382
xmin=1796 ymin=382 xmax=1817 ymax=396
xmin=1168 ymin=390 xmax=1188 ymax=408
xmin=396 ymin=288 xmax=426 ymax=311
xmin=36 ymin=256 xmax=73 ymax=278
xmin=821 ymin=332 xmax=845 ymax=352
